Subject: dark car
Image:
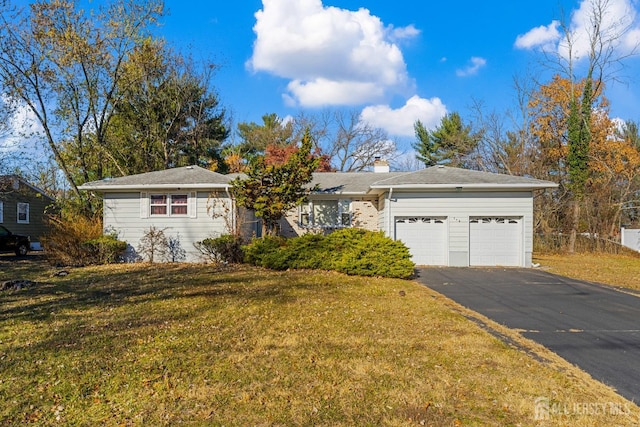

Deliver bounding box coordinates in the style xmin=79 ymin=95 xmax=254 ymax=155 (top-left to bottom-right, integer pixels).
xmin=0 ymin=225 xmax=30 ymax=256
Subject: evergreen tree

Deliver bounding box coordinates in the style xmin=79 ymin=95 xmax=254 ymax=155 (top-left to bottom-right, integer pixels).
xmin=413 ymin=112 xmax=479 ymax=168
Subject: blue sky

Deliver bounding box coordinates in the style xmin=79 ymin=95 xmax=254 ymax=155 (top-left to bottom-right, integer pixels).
xmin=159 ymin=0 xmax=640 ymax=150
xmin=2 ymin=0 xmax=639 ymax=163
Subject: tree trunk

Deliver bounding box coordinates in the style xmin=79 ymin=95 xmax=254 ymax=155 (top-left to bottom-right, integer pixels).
xmin=568 ymin=199 xmax=580 ymax=253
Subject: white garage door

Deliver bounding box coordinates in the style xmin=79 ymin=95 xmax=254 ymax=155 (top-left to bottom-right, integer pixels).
xmin=469 ymin=217 xmax=522 ymax=266
xmin=395 ymin=217 xmax=447 ymax=266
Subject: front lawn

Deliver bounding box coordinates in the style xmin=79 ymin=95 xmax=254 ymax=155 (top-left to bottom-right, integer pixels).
xmin=534 ymin=252 xmax=640 ymax=290
xmin=1 ymin=257 xmax=638 ymax=425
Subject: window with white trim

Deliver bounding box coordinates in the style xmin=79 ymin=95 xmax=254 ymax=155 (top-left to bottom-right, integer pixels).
xmin=150 ymin=194 xmax=189 ymax=216
xmin=299 ymin=199 xmax=351 ymax=228
xmin=170 ymin=194 xmax=188 ymax=215
xmin=17 ymin=202 xmax=29 ymax=223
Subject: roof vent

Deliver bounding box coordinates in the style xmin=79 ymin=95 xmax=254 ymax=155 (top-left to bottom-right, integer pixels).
xmin=186 ymin=166 xmax=194 ymax=170
xmin=437 ymin=165 xmax=444 ymax=169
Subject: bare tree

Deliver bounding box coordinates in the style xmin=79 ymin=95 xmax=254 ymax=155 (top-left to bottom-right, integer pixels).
xmin=390 ymin=153 xmax=424 ymax=172
xmin=469 ymin=74 xmax=538 ymax=177
xmin=0 ymin=97 xmax=13 ymax=174
xmin=326 ymin=110 xmax=396 ymax=172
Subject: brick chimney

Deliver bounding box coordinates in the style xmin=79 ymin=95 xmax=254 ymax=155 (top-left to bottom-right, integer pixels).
xmin=373 ymin=157 xmax=390 ymax=173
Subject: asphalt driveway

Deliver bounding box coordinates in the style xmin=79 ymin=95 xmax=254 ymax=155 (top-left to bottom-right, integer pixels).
xmin=415 ymin=267 xmax=640 ymax=403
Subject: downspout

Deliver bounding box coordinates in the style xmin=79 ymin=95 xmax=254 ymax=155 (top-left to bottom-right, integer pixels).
xmin=387 ymin=187 xmax=394 ymax=238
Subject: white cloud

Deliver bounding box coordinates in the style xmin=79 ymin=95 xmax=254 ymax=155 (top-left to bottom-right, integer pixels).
xmin=456 ymin=56 xmax=487 ymax=77
xmin=249 ymin=0 xmax=416 ymax=107
xmin=388 ymin=24 xmax=420 ymax=42
xmin=623 ymin=27 xmax=640 ymax=51
xmin=515 ymin=21 xmax=561 ymax=50
xmin=567 ymin=0 xmax=640 ymax=60
xmin=360 ymin=95 xmax=447 ymax=137
xmin=0 ymin=97 xmax=43 ymax=153
xmin=515 ymin=0 xmax=640 ymax=61
xmin=285 ymin=79 xmax=385 ymax=107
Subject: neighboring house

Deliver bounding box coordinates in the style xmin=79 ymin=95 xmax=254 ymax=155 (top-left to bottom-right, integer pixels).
xmin=0 ymin=175 xmax=55 ymax=249
xmin=621 ymin=228 xmax=640 ymax=252
xmin=78 ymin=166 xmax=258 ymax=262
xmin=80 ymin=163 xmax=558 ymax=267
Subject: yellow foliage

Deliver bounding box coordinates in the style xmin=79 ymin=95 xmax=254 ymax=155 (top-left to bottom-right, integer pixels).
xmin=41 ymin=214 xmax=104 ymax=266
xmin=225 ymin=153 xmax=246 ymax=173
xmin=528 ymin=75 xmax=640 ymax=240
xmin=528 ymin=75 xmax=639 ymax=181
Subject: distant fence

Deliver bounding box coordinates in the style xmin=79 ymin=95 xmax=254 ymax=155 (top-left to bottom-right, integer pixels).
xmin=621 ymin=228 xmax=640 ymax=253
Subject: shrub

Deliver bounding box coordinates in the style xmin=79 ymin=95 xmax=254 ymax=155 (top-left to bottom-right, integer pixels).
xmin=254 ymin=233 xmax=329 ymax=270
xmin=282 ymin=233 xmax=329 ymax=269
xmin=82 ymin=235 xmax=128 ymax=264
xmin=41 ymin=213 xmax=111 ymax=266
xmin=242 ymin=235 xmax=287 ymax=268
xmin=241 ymin=229 xmax=415 ymax=279
xmin=137 ymin=226 xmax=169 ymax=263
xmin=326 ymin=229 xmax=415 ymax=278
xmin=196 ymin=234 xmax=244 ymax=264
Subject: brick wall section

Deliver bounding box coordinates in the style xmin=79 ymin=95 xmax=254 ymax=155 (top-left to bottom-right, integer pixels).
xmin=279 ymin=197 xmax=380 ymax=237
xmin=351 ymin=198 xmax=379 ymax=231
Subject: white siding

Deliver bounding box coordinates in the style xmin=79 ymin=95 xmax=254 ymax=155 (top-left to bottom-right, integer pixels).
xmin=377 ymin=194 xmax=386 ymax=232
xmin=379 ymin=191 xmax=534 ymax=267
xmin=103 ymin=191 xmax=231 ymax=262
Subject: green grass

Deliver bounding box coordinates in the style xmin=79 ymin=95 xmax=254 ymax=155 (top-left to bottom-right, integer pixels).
xmin=1 ymin=255 xmax=638 ymax=425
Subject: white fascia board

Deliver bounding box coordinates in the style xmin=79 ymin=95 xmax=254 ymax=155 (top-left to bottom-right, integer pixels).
xmin=370 ymin=183 xmax=559 ymax=191
xmin=79 ymin=183 xmax=230 ymax=191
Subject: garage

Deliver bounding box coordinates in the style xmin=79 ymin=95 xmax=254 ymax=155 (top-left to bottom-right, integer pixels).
xmin=469 ymin=217 xmax=522 ymax=266
xmin=395 ymin=216 xmax=447 ymax=265
xmin=308 ymin=165 xmax=557 ymax=268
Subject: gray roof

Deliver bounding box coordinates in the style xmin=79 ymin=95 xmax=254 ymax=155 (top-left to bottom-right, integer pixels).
xmin=370 ymin=166 xmax=558 ymax=190
xmin=78 ymin=165 xmax=231 ymax=191
xmin=310 ymin=172 xmax=406 ymax=194
xmin=0 ymin=175 xmax=55 ymax=200
xmin=79 ymin=165 xmax=557 ymax=193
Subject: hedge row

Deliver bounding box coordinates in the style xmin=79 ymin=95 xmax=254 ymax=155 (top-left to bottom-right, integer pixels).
xmin=44 ymin=220 xmax=415 ymax=279
xmin=242 ymin=228 xmax=415 ymax=279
